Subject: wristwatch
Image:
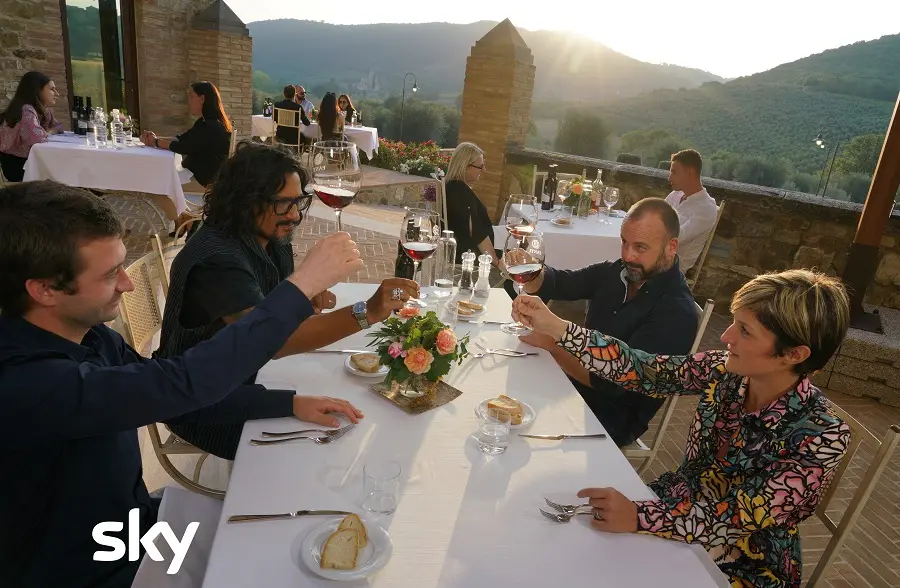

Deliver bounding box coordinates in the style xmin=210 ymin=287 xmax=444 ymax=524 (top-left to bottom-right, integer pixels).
xmin=351 ymin=301 xmax=370 ymax=329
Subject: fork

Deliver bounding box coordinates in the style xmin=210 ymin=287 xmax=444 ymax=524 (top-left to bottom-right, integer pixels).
xmin=250 ymin=427 xmax=352 ymax=446
xmin=539 ymin=508 xmax=598 ymax=523
xmin=544 ymin=498 xmax=592 ymax=514
xmin=260 ymin=424 xmax=354 ymax=438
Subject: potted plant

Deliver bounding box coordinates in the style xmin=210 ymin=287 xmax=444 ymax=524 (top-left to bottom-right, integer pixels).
xmin=367 ymin=311 xmax=470 ymax=398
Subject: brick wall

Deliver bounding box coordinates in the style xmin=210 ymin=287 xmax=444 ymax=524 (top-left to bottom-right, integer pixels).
xmin=0 ymin=0 xmax=69 ymax=129
xmin=187 ymin=28 xmax=252 ymax=141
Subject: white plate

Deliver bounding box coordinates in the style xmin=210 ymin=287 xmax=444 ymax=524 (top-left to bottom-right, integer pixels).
xmin=345 ymin=355 xmax=388 ymax=378
xmin=456 ymin=306 xmax=486 ymax=322
xmin=550 ymin=218 xmax=574 ymax=228
xmin=300 ymin=516 xmax=393 ymax=581
xmin=610 ymin=209 xmax=626 ymax=218
xmin=475 ymin=397 xmax=536 ymax=429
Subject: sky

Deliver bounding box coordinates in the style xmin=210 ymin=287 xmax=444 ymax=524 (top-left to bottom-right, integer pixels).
xmin=215 ymin=0 xmax=899 ymax=78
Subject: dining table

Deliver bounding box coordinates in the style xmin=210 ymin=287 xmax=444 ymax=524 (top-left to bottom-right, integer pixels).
xmin=22 ymin=132 xmax=188 ymax=215
xmin=250 ymin=114 xmax=380 ymax=159
xmin=200 ymin=282 xmax=728 ymax=587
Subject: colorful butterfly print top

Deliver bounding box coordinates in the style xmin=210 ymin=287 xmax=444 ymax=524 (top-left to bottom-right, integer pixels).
xmin=558 ymin=322 xmax=851 ymax=588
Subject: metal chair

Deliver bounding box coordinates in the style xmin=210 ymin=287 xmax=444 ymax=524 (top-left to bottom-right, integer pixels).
xmin=621 ymin=299 xmax=716 ymax=475
xmin=805 ymin=406 xmax=900 ymax=586
xmin=119 ymin=237 xmax=224 ymax=499
xmin=686 ymin=200 xmax=726 ymax=290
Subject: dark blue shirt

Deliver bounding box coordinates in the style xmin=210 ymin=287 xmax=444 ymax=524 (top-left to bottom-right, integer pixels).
xmin=0 ymin=281 xmax=313 ymax=588
xmin=536 ymin=258 xmax=698 ymax=446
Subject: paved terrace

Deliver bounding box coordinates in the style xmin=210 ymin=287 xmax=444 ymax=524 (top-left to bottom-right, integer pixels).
xmin=112 ymin=193 xmax=900 ymax=588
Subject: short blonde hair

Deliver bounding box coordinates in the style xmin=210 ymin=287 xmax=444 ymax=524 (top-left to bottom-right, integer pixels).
xmin=730 ymin=269 xmax=850 ymax=375
xmin=445 ymin=142 xmax=484 ymax=183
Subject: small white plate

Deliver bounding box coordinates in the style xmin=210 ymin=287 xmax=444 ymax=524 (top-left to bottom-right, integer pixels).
xmin=610 ymin=209 xmax=626 ymax=218
xmin=300 ymin=516 xmax=393 ymax=581
xmin=344 ymin=355 xmax=388 ymax=378
xmin=550 ymin=218 xmax=574 ymax=228
xmin=475 ymin=397 xmax=536 ymax=429
xmin=456 ymin=306 xmax=486 ymax=322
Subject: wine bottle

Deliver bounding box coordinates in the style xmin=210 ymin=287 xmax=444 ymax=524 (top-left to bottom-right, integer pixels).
xmin=394 ymin=240 xmax=415 ymax=280
xmin=71 ymin=96 xmax=80 ymax=133
xmin=77 ymin=100 xmax=88 ymax=136
xmin=543 ymin=164 xmax=559 ymax=211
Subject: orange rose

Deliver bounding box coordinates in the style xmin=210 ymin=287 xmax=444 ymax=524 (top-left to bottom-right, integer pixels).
xmin=404 ymin=346 xmax=435 ymax=375
xmin=571 ymin=183 xmax=583 ymax=195
xmin=435 ymin=328 xmax=458 ymax=355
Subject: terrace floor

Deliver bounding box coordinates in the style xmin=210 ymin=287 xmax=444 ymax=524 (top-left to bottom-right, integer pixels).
xmin=112 ymin=197 xmax=900 ymax=588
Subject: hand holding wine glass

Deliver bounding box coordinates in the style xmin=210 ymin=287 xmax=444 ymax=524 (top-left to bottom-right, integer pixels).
xmin=309 ymin=140 xmax=361 ymax=231
xmin=501 ymin=232 xmax=545 ymax=335
xmin=511 ymin=295 xmax=569 ymax=341
xmin=400 ymin=209 xmax=441 ymax=309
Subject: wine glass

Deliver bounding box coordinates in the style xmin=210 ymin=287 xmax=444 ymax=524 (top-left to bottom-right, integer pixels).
xmin=400 ymin=209 xmax=441 ymax=309
xmin=309 ymin=140 xmax=361 ymax=231
xmin=501 ymin=231 xmax=545 ymax=335
xmin=501 ymin=194 xmax=539 ymax=238
xmin=604 ymin=187 xmax=620 ymax=220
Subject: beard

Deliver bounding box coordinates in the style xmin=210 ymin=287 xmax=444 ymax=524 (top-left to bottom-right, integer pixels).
xmin=624 ymin=251 xmax=669 ymax=283
xmin=265 ymin=220 xmax=300 ymax=246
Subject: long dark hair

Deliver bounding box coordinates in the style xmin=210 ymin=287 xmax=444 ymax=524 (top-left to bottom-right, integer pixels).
xmin=204 ymin=141 xmax=311 ymax=239
xmin=190 ymin=81 xmax=232 ymax=133
xmin=1 ymin=71 xmax=52 ymax=128
xmin=317 ymin=92 xmax=340 ymax=137
xmin=338 ymin=94 xmax=355 ymax=114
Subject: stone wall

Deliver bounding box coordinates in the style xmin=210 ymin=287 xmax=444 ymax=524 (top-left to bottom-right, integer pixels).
xmin=0 ymin=0 xmax=69 ymax=129
xmin=186 ymin=29 xmax=252 ymax=141
xmin=504 ymin=146 xmax=900 ymax=311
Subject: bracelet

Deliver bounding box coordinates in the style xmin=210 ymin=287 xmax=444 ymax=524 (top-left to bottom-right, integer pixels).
xmin=154 ymin=138 xmax=159 ymax=148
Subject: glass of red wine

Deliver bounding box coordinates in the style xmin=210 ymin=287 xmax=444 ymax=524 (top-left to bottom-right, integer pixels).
xmin=501 ymin=231 xmax=545 ymax=335
xmin=400 ymin=209 xmax=441 ymax=309
xmin=501 ymin=194 xmax=539 ymax=238
xmin=309 ymin=140 xmax=361 ymax=231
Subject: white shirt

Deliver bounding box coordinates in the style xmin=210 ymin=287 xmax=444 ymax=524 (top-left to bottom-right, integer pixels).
xmin=665 ymin=188 xmax=718 ymax=271
xmin=299 ymin=99 xmax=314 ymax=114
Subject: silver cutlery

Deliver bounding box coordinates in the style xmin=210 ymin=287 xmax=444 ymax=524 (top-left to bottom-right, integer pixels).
xmin=261 ymin=424 xmax=354 ymax=438
xmin=471 ymin=341 xmax=538 ymax=357
xmin=540 ymin=508 xmax=599 ymax=523
xmin=228 ymin=509 xmax=353 ymax=524
xmin=545 ymin=498 xmax=592 ymax=514
xmin=250 ymin=427 xmax=353 ymax=446
xmin=309 ymin=349 xmax=371 ymax=354
xmin=519 ymin=433 xmax=607 ymax=440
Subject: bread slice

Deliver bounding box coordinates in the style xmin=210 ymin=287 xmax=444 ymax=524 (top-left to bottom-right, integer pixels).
xmin=457 ymin=300 xmax=484 ymax=312
xmin=487 ymin=395 xmax=523 ymax=425
xmin=350 ymin=353 xmax=381 ymax=373
xmin=456 ymin=306 xmax=474 ymax=316
xmin=320 ymin=529 xmax=359 ymax=570
xmin=337 ymin=513 xmax=368 ymax=547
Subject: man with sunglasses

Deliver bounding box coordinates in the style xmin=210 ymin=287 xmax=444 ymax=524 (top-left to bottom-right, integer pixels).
xmin=293 ymin=85 xmax=314 ymax=115
xmin=156 ymin=141 xmax=418 ymax=459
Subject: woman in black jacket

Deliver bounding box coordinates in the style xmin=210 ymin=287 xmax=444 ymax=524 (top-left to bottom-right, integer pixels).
xmin=444 ymin=141 xmax=500 ymax=266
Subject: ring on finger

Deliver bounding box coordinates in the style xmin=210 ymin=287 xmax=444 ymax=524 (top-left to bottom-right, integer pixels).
xmin=391 ymin=288 xmax=404 ymax=301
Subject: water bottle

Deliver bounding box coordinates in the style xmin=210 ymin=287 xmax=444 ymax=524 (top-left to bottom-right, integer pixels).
xmin=94 ymin=109 xmax=108 ymax=148
xmin=110 ymin=109 xmax=125 ymax=149
xmin=433 ymin=230 xmax=456 ymax=298
xmin=474 ymin=253 xmax=492 ymax=302
xmin=86 ymin=108 xmax=97 ymax=148
xmin=351 ymin=111 xmax=357 ymax=126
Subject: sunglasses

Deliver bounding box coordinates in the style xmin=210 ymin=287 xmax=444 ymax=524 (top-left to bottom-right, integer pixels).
xmin=273 ymin=195 xmax=312 ymax=216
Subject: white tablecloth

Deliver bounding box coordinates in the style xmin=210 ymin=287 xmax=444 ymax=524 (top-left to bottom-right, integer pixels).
xmin=201 ymin=283 xmax=725 ymax=588
xmin=251 ymin=114 xmax=379 ymax=159
xmin=22 ymin=134 xmax=187 ymax=214
xmin=494 ymin=213 xmax=624 ymax=270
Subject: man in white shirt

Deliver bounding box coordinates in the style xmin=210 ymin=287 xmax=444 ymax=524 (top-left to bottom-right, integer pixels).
xmin=294 ymin=85 xmax=315 ymax=116
xmin=664 ymin=149 xmax=718 ymax=272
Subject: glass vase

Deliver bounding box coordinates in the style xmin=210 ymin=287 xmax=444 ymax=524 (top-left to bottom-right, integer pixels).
xmin=576 ymin=195 xmax=591 ymax=218
xmin=396 ymin=374 xmax=439 ymax=398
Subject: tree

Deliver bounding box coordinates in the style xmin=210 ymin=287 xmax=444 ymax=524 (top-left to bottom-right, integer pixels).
xmin=619 ymin=128 xmax=692 ymax=165
xmin=834 ymin=133 xmax=884 ymax=176
xmin=837 ymin=172 xmax=873 ymax=204
xmin=732 ymin=155 xmax=792 ymax=188
xmin=554 ymin=109 xmax=610 ymax=159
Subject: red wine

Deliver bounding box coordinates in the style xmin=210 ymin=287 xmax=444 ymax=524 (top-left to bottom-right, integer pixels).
xmin=506 ymin=223 xmax=534 ymax=237
xmin=313 ymin=185 xmax=356 ymax=209
xmin=402 ymin=242 xmax=437 ymax=261
xmin=507 ymin=263 xmax=543 ymax=284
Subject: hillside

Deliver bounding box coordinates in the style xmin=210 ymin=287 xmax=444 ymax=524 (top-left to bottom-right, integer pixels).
xmin=247 ymin=19 xmax=723 ymax=101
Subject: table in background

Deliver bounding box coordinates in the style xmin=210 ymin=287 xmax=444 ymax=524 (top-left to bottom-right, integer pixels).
xmin=22 ymin=133 xmax=187 ymax=214
xmin=494 ymin=213 xmax=624 ymax=270
xmin=201 ymin=283 xmax=726 ymax=588
xmin=251 ymin=114 xmax=379 ymax=159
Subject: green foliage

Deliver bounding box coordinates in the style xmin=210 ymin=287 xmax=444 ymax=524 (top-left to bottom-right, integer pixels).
xmin=620 ymin=129 xmax=692 ymax=166
xmin=66 ymin=5 xmax=101 ymax=60
xmin=553 ymin=109 xmax=610 ymax=159
xmin=834 ymin=133 xmax=884 ymax=176
xmin=616 ymin=153 xmax=642 ymax=165
xmin=658 ymin=161 xmax=671 ymax=170
xmin=730 ymin=155 xmax=793 ymax=188
xmin=368 ymin=139 xmax=450 ymax=178
xmin=837 ymin=173 xmax=873 ymax=203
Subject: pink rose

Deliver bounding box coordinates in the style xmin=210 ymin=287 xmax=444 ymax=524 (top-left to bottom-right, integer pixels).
xmin=404 ymin=346 xmax=434 ymax=375
xmin=435 ymin=329 xmax=458 ymax=355
xmin=388 ymin=341 xmax=405 ymax=358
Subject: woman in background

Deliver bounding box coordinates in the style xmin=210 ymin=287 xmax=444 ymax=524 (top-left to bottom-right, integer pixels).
xmin=338 ymin=94 xmax=356 ymax=124
xmin=444 ymin=141 xmax=499 ymax=266
xmin=316 ymin=92 xmax=345 ymax=141
xmin=0 ymin=71 xmax=63 ymax=182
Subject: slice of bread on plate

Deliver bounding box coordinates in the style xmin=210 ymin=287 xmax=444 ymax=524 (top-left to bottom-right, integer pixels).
xmin=350 ymin=353 xmax=381 ymax=373
xmin=487 ymin=395 xmax=523 ymax=425
xmin=337 ymin=513 xmax=368 ymax=547
xmin=320 ymin=528 xmax=359 ymax=569
xmin=457 ymin=300 xmax=484 ymax=312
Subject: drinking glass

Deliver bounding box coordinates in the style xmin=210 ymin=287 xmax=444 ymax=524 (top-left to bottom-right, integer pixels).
xmin=400 ymin=209 xmax=441 ymax=308
xmin=362 ymin=460 xmax=401 ymax=515
xmin=309 ymin=140 xmax=361 ymax=231
xmin=437 ymin=299 xmax=459 ymax=326
xmin=603 ymin=187 xmax=620 ymax=219
xmin=501 ymin=194 xmax=539 ymax=238
xmin=555 ymin=205 xmax=573 ymax=225
xmin=477 ymin=408 xmax=512 ymax=455
xmin=501 ymin=231 xmax=545 ymax=335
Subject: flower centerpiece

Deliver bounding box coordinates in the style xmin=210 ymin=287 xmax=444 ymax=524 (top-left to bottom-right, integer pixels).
xmin=562 ymin=177 xmax=592 ymax=218
xmin=367 ymin=311 xmax=470 ymax=398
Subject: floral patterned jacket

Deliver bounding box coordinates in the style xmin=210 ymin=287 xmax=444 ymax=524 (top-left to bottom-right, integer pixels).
xmin=558 ymin=323 xmax=851 ymax=587
xmin=0 ymin=104 xmax=62 ymax=159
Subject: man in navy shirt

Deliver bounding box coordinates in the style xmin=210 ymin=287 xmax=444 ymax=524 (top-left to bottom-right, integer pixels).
xmin=0 ymin=181 xmax=367 ymax=588
xmin=516 ymin=198 xmax=699 ymax=446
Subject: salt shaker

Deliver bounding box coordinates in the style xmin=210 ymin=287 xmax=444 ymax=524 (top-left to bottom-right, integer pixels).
xmin=458 ymin=250 xmax=476 ymax=295
xmin=474 ymin=253 xmax=492 ymax=302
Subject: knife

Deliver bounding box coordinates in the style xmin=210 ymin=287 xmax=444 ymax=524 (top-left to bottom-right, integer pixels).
xmin=309 ymin=349 xmax=371 ymax=354
xmin=227 ymin=510 xmax=353 ymax=523
xmin=519 ymin=433 xmax=608 ymax=440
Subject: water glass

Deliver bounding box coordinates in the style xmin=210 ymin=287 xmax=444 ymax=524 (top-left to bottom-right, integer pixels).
xmin=555 ymin=205 xmax=573 ymax=224
xmin=437 ymin=299 xmax=458 ymax=326
xmin=477 ymin=409 xmax=512 ymax=455
xmin=362 ymin=460 xmax=401 ymax=515
xmin=604 ymin=187 xmax=620 ymax=217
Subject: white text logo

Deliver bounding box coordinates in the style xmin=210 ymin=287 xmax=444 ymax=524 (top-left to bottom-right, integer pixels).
xmin=92 ymin=508 xmax=198 ymax=575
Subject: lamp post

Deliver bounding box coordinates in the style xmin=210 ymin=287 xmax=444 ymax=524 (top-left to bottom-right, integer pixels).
xmin=814 ymin=132 xmax=829 ymax=196
xmin=400 ymin=72 xmax=418 ymax=142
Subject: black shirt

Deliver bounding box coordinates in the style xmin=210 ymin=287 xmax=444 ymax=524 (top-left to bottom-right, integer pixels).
xmin=0 ymin=281 xmax=313 ymax=588
xmin=445 ymin=179 xmax=495 ymax=263
xmin=536 ymin=259 xmax=698 ymax=446
xmin=273 ymin=99 xmax=310 ymax=146
xmin=169 ymin=117 xmax=231 ymax=187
